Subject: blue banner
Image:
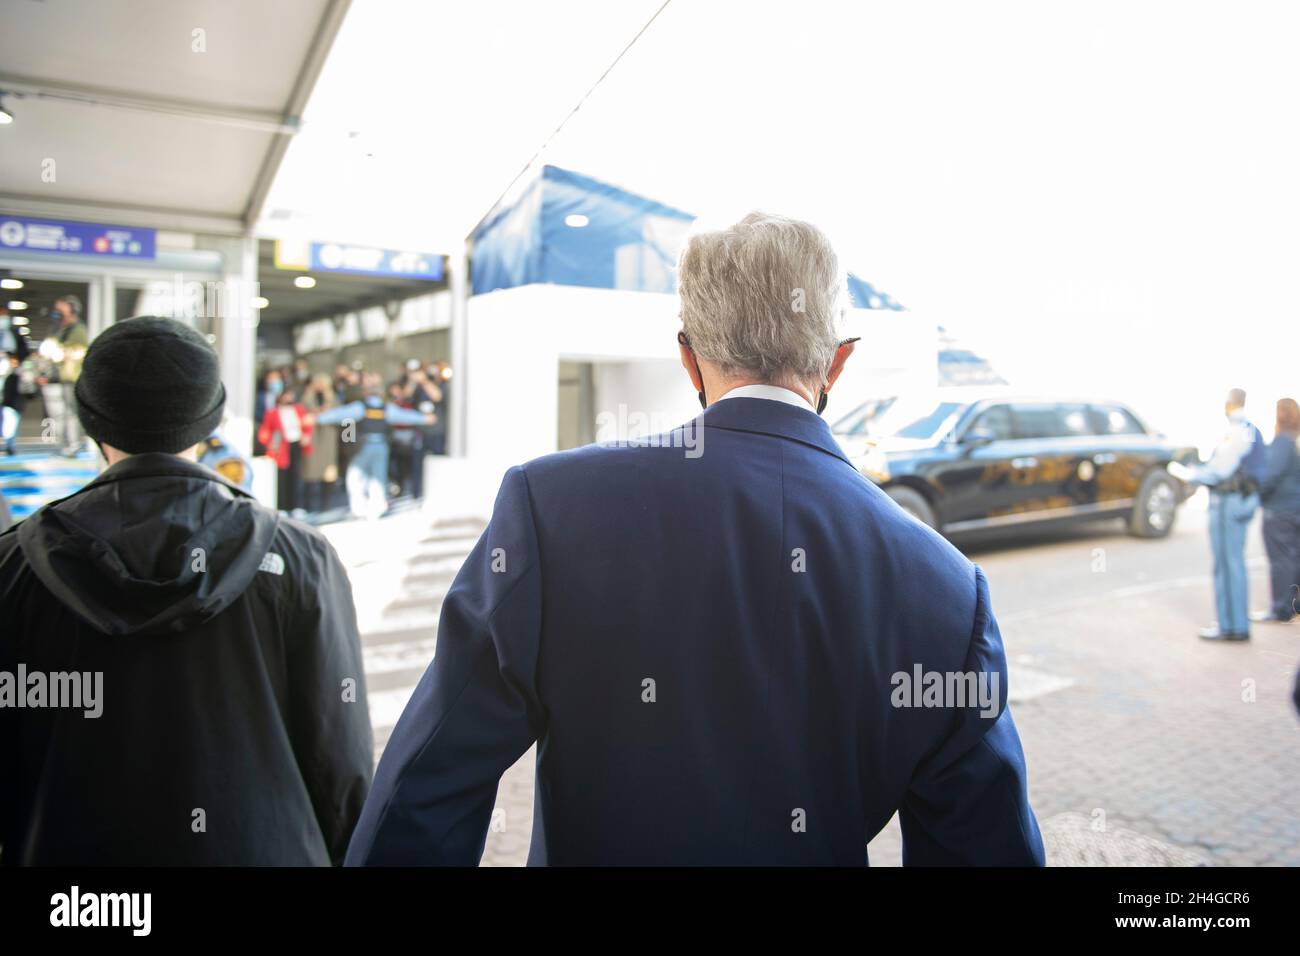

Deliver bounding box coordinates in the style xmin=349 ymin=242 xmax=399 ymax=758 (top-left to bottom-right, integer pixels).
xmin=0 ymin=215 xmax=156 ymax=260
xmin=275 ymin=239 xmax=444 ymax=281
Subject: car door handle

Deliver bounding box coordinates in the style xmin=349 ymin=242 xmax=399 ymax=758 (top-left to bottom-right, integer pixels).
xmin=1011 ymin=457 xmax=1038 ymax=469
xmin=1093 ymin=453 xmax=1117 ymax=464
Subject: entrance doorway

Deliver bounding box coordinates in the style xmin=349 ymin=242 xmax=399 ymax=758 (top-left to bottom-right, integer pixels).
xmin=557 ymin=360 xmax=595 ymax=451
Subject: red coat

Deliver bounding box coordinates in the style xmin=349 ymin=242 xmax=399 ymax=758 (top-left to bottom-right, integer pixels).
xmin=257 ymin=404 xmax=314 ymax=469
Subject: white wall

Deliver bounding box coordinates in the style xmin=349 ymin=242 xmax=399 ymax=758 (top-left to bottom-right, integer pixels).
xmin=593 ymin=359 xmax=700 ymax=443
xmin=464 ymin=285 xmax=684 ymax=467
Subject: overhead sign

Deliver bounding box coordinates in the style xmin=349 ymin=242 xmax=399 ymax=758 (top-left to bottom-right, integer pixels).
xmin=0 ymin=215 xmax=157 ymax=260
xmin=274 ymin=239 xmax=443 ymax=281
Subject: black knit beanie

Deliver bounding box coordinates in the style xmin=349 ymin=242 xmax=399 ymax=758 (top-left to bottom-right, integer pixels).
xmin=75 ymin=316 xmax=226 ymax=454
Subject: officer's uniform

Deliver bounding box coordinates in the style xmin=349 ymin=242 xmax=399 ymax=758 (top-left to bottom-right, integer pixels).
xmin=315 ymin=396 xmax=429 ymax=520
xmin=198 ymin=432 xmax=254 ymax=492
xmin=1191 ymin=409 xmax=1261 ymax=637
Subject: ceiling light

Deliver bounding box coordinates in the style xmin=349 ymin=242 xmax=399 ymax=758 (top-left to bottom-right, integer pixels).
xmin=564 ymin=214 xmax=589 ymax=228
xmin=294 ymin=275 xmax=317 ymax=289
xmin=7 ymin=300 xmax=27 ymax=310
xmin=0 ymin=278 xmax=22 ymax=290
xmin=13 ymin=316 xmax=29 ymax=326
xmin=251 ymin=296 xmax=269 ymax=310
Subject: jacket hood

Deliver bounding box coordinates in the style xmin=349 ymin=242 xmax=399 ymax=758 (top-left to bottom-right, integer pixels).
xmin=17 ymin=453 xmax=280 ymax=636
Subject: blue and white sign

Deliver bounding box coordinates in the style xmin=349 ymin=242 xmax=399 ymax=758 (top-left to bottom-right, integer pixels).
xmin=0 ymin=215 xmax=156 ymax=260
xmin=275 ymin=239 xmax=443 ymax=281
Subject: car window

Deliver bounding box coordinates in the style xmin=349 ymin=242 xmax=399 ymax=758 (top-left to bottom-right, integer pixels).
xmin=971 ymin=404 xmax=1014 ymax=440
xmin=1012 ymin=403 xmax=1093 ymax=439
xmin=1061 ymin=405 xmax=1092 ymax=436
xmin=832 ymin=405 xmax=871 ymax=437
xmin=1090 ymin=405 xmax=1145 ymax=435
xmin=831 ymin=396 xmax=896 ymax=436
xmin=881 ymin=401 xmax=965 ymax=439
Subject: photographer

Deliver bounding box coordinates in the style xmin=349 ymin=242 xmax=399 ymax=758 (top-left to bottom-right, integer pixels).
xmin=34 ymin=295 xmax=89 ymax=457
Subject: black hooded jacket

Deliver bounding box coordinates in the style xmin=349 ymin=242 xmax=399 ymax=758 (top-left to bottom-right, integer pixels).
xmin=0 ymin=454 xmax=373 ymax=865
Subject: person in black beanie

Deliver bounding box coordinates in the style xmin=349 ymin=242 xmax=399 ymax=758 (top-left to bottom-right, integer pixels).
xmin=72 ymin=315 xmax=227 ymax=453
xmin=0 ymin=316 xmax=373 ymax=865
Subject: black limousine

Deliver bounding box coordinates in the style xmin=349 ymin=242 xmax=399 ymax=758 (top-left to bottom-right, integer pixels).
xmin=833 ymin=389 xmax=1200 ymax=539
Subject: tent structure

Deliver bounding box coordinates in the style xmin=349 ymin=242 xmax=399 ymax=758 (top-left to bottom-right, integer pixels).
xmin=470 ymin=165 xmax=912 ymax=313
xmin=471 ymin=165 xmax=695 ymax=296
xmin=846 ymin=274 xmax=906 ymax=311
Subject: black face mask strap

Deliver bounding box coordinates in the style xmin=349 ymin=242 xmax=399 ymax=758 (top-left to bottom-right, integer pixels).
xmin=817 ymin=390 xmax=828 ymax=415
xmin=678 ymin=332 xmax=707 ymax=408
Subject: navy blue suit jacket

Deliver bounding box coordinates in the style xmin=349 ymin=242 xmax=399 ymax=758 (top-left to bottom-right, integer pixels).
xmin=345 ymin=397 xmax=1044 ymax=865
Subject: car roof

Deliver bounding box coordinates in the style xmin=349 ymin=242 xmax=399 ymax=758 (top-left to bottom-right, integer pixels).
xmin=832 ymin=388 xmax=1143 ymax=434
xmin=929 ymin=388 xmax=1136 ymax=409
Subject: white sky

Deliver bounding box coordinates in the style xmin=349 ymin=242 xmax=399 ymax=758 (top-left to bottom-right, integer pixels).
xmin=261 ymin=0 xmax=1300 ymax=451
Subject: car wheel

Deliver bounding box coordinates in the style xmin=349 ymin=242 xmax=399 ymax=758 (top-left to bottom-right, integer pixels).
xmin=1129 ymin=470 xmax=1179 ymax=538
xmin=886 ymin=486 xmax=938 ymax=530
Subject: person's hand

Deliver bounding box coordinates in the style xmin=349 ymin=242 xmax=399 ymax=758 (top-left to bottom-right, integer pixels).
xmin=424 ymin=413 xmax=437 ymax=425
xmin=36 ymin=376 xmax=47 ymax=386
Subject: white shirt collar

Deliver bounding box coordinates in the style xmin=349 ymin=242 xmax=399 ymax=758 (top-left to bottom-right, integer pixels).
xmin=714 ymin=383 xmax=816 ymax=413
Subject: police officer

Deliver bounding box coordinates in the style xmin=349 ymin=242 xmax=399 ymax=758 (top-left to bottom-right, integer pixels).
xmin=1190 ymin=388 xmax=1265 ymax=641
xmin=196 ymin=430 xmax=254 ymax=492
xmin=314 ymin=374 xmax=432 ymax=520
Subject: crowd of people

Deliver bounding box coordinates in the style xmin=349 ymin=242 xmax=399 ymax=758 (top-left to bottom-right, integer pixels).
xmin=2 ymin=296 xmax=455 ymax=526
xmin=253 ymin=356 xmax=450 ymax=521
xmin=0 ymin=295 xmax=89 ymax=458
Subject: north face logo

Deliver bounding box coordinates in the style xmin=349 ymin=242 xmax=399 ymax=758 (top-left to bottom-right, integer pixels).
xmin=258 ymin=552 xmax=285 ymax=576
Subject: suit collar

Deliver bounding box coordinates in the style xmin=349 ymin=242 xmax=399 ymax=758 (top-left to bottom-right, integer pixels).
xmin=699 ymin=396 xmax=852 ymax=466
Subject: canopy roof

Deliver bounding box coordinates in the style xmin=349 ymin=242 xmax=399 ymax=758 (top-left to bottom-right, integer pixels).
xmin=0 ymin=0 xmax=349 ymax=235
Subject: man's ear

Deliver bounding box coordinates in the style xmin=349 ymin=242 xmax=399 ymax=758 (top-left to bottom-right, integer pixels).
xmin=823 ymin=339 xmax=857 ymax=393
xmin=679 ymin=340 xmax=704 ymax=392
